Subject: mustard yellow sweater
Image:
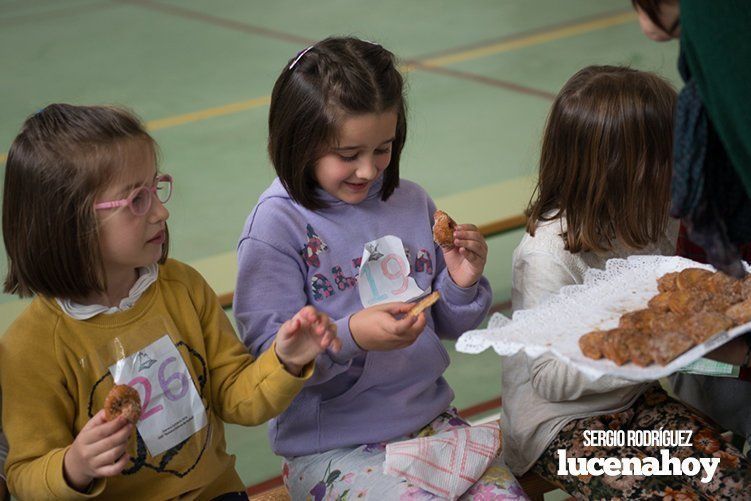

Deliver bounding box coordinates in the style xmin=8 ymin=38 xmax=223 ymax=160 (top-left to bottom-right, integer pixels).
xmin=0 ymin=259 xmax=311 ymax=500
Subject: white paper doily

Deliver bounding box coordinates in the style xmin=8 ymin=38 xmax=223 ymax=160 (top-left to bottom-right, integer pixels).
xmin=456 ymin=255 xmax=751 ymax=381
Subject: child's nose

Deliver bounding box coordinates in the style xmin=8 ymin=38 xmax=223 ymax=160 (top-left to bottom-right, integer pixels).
xmin=149 ymin=196 xmax=170 ymax=222
xmin=355 ymin=155 xmax=378 ymax=180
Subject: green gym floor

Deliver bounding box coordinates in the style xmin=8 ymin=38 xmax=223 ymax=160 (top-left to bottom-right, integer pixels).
xmin=0 ymin=0 xmax=681 ymax=493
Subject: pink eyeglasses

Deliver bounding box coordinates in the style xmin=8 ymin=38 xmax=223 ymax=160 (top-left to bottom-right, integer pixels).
xmin=94 ymin=174 xmax=173 ymax=216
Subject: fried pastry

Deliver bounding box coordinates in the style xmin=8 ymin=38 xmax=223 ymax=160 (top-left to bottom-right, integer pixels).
xmin=682 ymin=312 xmax=733 ymax=343
xmin=675 ymin=268 xmax=713 ymax=291
xmin=409 ymin=291 xmax=440 ymax=317
xmin=432 ymin=210 xmax=456 ymax=247
xmin=619 ymin=309 xmax=658 ymax=331
xmin=726 ymin=298 xmax=751 ymax=326
xmin=104 ymin=384 xmax=142 ymax=424
xmin=647 ymin=292 xmax=672 ymax=313
xmin=580 ymin=269 xmax=747 ymax=367
xmin=651 ymin=330 xmax=694 ymax=366
xmin=649 ymin=312 xmax=685 ymax=335
xmin=657 ymin=272 xmax=679 ymax=293
xmin=579 ymin=330 xmax=607 ymax=360
xmin=701 ymin=295 xmax=736 ymax=314
xmin=621 ymin=330 xmax=654 ymax=367
xmin=703 ymin=272 xmax=743 ymax=302
xmin=666 ymin=289 xmax=709 ymax=315
xmin=600 ymin=328 xmax=634 ymax=366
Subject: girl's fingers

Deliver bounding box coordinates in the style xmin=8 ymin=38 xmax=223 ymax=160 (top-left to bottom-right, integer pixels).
xmin=79 ymin=410 xmax=110 ymax=440
xmin=319 ymin=331 xmax=332 ymax=348
xmin=298 ymin=305 xmax=318 ymax=322
xmin=280 ymin=317 xmax=301 ymax=340
xmin=458 ymin=247 xmax=482 ymax=263
xmin=392 ymin=312 xmax=419 ymax=333
xmin=89 ymin=423 xmax=133 ymax=457
xmin=454 ymin=239 xmax=486 ymax=257
xmin=378 ymin=302 xmax=412 ymax=316
xmin=453 ymin=231 xmax=488 ymax=247
xmin=328 ymin=337 xmax=343 ymax=353
xmin=313 ymin=312 xmax=331 ymax=335
xmin=85 ymin=416 xmax=129 ymax=445
xmin=320 ymin=330 xmax=340 ymax=352
xmin=95 ymin=452 xmax=130 ymax=478
xmin=455 ymin=223 xmax=479 ymax=232
xmin=326 ymin=322 xmax=337 ymax=338
xmin=92 ymin=443 xmax=128 ymax=469
xmin=407 ymin=312 xmax=427 ymax=335
xmin=453 ymin=229 xmax=484 ymax=242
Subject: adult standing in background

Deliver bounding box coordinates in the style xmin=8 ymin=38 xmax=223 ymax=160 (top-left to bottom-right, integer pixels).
xmin=633 ymin=0 xmax=751 ymax=456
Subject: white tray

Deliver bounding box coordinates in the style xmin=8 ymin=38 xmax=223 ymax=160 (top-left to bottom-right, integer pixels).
xmin=456 ymin=256 xmax=751 ymax=381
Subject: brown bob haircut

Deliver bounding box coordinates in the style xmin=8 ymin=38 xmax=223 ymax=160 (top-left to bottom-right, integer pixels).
xmin=2 ymin=103 xmax=168 ymax=299
xmin=268 ymin=36 xmax=407 ymax=210
xmin=526 ymin=65 xmax=676 ymax=253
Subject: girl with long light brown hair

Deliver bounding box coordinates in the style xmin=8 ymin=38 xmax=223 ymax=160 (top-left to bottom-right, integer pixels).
xmin=501 ymin=65 xmax=751 ymax=499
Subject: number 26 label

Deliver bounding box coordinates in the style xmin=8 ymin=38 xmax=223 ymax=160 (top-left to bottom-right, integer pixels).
xmin=109 ymin=335 xmax=207 ymax=457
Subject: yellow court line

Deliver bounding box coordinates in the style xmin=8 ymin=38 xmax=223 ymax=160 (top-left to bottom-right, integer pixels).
xmin=0 ymin=97 xmax=271 ymax=163
xmin=405 ymin=11 xmax=636 ymax=70
xmin=147 ymin=95 xmax=271 ymax=131
xmin=1 ymin=10 xmax=635 ymax=159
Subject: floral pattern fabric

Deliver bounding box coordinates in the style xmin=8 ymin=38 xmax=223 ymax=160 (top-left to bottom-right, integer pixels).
xmin=284 ymin=408 xmax=528 ymax=500
xmin=533 ymin=385 xmax=751 ymax=500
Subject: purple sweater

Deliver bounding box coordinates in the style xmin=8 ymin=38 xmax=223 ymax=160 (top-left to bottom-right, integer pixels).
xmin=234 ymin=176 xmax=492 ymax=456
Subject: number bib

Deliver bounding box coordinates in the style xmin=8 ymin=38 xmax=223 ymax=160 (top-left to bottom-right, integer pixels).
xmin=109 ymin=335 xmax=208 ymax=457
xmin=358 ymin=235 xmax=427 ymax=307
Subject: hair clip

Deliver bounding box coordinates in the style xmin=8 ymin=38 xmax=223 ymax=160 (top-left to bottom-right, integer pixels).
xmin=289 ymin=45 xmax=314 ymax=70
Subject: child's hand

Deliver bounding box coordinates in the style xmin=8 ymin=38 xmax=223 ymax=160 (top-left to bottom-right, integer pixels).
xmin=275 ymin=306 xmax=340 ymax=376
xmin=350 ymin=303 xmax=427 ymax=351
xmin=63 ymin=410 xmax=132 ymax=492
xmin=442 ymin=223 xmax=488 ymax=288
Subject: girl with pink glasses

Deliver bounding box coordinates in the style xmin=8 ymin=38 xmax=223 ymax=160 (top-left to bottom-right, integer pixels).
xmin=0 ymin=104 xmax=339 ymax=500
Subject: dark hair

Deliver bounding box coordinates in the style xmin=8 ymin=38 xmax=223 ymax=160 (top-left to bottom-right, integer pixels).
xmin=631 ymin=0 xmax=680 ymax=34
xmin=268 ymin=36 xmax=407 ymax=210
xmin=526 ymin=65 xmax=676 ymax=253
xmin=2 ymin=104 xmax=168 ymax=299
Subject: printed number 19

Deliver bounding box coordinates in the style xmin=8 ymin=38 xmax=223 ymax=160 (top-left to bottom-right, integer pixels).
xmin=361 ymin=253 xmax=409 ymax=304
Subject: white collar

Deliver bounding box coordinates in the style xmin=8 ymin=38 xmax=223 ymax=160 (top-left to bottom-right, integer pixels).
xmin=56 ymin=264 xmax=159 ymax=320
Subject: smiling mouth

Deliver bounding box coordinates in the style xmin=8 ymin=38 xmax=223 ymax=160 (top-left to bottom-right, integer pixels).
xmin=344 ymin=181 xmax=369 ymax=191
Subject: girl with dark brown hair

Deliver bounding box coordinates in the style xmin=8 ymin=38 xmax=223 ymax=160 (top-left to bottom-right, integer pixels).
xmin=501 ymin=66 xmax=751 ymax=499
xmin=233 ymin=37 xmax=527 ymax=499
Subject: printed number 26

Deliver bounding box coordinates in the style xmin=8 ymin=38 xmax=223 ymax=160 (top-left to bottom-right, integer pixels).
xmin=127 ymin=356 xmax=190 ymax=422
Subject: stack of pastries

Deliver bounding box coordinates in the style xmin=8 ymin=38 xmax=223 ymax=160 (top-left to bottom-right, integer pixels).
xmin=579 ymin=268 xmax=751 ymax=366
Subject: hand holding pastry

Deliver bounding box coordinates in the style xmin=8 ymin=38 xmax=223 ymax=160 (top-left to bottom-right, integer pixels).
xmin=63 ymin=410 xmax=133 ymax=492
xmin=434 ymin=210 xmax=488 ymax=288
xmin=349 ymin=302 xmax=427 ymax=351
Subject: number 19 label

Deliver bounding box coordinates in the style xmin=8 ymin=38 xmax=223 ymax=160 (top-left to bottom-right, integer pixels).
xmin=358 ymin=235 xmax=426 ymax=307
